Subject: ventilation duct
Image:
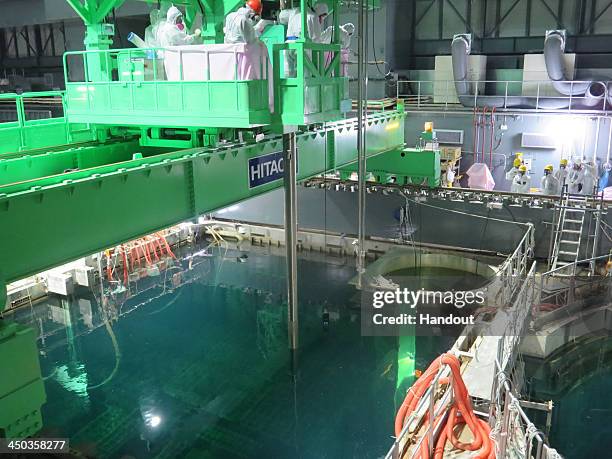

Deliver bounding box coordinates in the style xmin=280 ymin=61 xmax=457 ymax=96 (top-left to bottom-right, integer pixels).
xmin=451 ymin=34 xmax=605 ymax=110
xmin=544 ymin=29 xmax=612 ymax=108
xmin=543 ymin=30 xmax=590 ymax=96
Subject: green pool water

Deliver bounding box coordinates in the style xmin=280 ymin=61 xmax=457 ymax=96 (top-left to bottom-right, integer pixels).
xmin=524 ymin=336 xmax=612 ymax=459
xmin=388 ymin=266 xmax=490 ymax=291
xmin=11 ymin=246 xmax=453 ymax=459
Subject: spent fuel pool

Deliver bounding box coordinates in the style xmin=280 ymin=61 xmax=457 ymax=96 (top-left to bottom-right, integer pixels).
xmin=10 ymin=242 xmax=453 ymax=459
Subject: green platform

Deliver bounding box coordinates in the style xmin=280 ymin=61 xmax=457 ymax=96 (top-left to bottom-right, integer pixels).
xmin=0 ymin=322 xmax=46 ymax=439
xmin=0 ymin=92 xmax=95 ymax=155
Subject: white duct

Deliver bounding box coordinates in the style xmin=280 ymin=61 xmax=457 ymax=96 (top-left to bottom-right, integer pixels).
xmin=451 ymin=34 xmax=605 ymax=110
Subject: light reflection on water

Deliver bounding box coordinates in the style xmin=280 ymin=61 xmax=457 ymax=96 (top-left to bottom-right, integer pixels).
xmin=10 ymin=242 xmax=451 ymax=459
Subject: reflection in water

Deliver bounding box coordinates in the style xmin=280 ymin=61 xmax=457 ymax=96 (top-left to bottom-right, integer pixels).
xmin=8 ymin=240 xmax=452 ymax=458
xmin=524 ymin=336 xmax=612 ymax=459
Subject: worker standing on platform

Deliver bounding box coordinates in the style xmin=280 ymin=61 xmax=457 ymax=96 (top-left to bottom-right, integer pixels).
xmin=506 ymin=158 xmax=522 ymax=183
xmin=157 ymin=6 xmax=201 ymax=47
xmin=555 ymin=158 xmax=569 ymax=191
xmin=541 ymin=165 xmax=560 ymax=195
xmin=224 ymin=0 xmax=263 ymax=44
xmin=582 ymin=161 xmax=597 ymax=196
xmin=568 ymin=159 xmax=585 ymax=194
xmin=281 ymin=3 xmax=329 ymax=76
xmin=511 ymin=165 xmax=531 ymax=193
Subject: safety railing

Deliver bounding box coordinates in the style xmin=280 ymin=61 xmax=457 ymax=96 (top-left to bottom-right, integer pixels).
xmin=63 ymin=46 xmax=272 ymax=128
xmin=64 ymin=46 xmax=269 ymax=84
xmin=496 ymin=261 xmax=538 ymax=375
xmin=271 ymin=40 xmax=347 ymax=125
xmin=537 ymin=254 xmax=611 ymax=317
xmin=397 ymin=79 xmax=612 ymax=114
xmin=385 ymin=229 xmax=543 ymax=458
xmin=0 ymin=91 xmax=94 ymax=154
xmin=385 ymin=365 xmax=454 ymax=459
xmin=489 ymin=357 xmax=562 ymax=459
xmin=496 ymin=224 xmax=535 ymax=308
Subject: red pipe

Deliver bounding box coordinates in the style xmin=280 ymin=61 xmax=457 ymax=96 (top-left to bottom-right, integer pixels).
xmin=489 ymin=107 xmax=496 ymax=168
xmin=481 ymin=106 xmax=488 ymax=165
xmin=472 ymin=107 xmax=478 ymax=163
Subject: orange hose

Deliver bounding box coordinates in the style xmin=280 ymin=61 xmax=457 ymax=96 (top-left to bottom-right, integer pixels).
xmin=394 ymin=353 xmax=494 ymax=459
xmin=121 ymin=245 xmax=129 ymax=286
xmin=157 ymin=232 xmax=177 ymax=259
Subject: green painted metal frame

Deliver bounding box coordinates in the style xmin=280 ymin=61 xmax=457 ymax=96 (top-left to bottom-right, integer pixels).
xmin=340 ymin=146 xmax=442 ymax=188
xmin=0 ymin=141 xmax=171 ymax=187
xmin=0 ymin=112 xmax=404 ymax=304
xmin=0 ymin=322 xmax=45 ymax=439
xmin=64 ymin=48 xmax=272 ymax=129
xmin=0 ymin=92 xmax=96 ymax=155
xmin=62 ymin=0 xmax=348 ymax=132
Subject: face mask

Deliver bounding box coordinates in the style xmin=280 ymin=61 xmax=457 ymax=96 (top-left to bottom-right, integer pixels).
xmin=176 ymin=22 xmax=185 ymax=31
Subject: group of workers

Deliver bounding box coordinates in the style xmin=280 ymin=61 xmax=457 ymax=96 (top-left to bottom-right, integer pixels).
xmin=506 ymin=154 xmax=598 ymax=196
xmin=147 ymin=1 xmax=354 ymax=49
xmin=144 ymin=1 xmax=355 ymax=79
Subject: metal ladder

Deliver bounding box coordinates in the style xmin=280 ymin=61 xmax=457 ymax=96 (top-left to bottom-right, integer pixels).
xmin=550 ymin=192 xmax=588 ymax=272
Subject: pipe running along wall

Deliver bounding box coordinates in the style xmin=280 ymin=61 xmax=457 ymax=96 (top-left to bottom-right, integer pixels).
xmin=451 ymin=34 xmax=606 ymax=110
xmin=544 ymin=30 xmax=612 ymax=108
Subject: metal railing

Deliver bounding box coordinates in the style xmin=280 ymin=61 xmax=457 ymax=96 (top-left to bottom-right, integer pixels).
xmin=64 ymin=46 xmax=268 ymax=84
xmin=497 ymin=261 xmax=538 ymax=379
xmin=496 ymin=224 xmax=535 ymax=308
xmin=537 ymin=254 xmax=611 ymax=317
xmin=385 ymin=365 xmax=454 ymax=459
xmin=397 ymin=79 xmax=612 ymax=114
xmin=385 ymin=228 xmax=551 ymax=458
xmin=489 ymin=357 xmax=562 ymax=459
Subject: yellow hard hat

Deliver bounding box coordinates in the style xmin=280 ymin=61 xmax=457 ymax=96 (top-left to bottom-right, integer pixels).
xmin=519 ymin=165 xmax=528 ymax=172
xmin=544 ymin=164 xmax=553 ymax=172
xmin=513 ymin=158 xmax=522 ymax=167
xmin=560 ymin=159 xmax=568 ymax=166
xmin=424 ymin=122 xmax=434 ymax=132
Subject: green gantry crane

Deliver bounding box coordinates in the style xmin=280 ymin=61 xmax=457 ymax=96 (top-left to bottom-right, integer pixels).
xmin=0 ymin=0 xmax=420 ymax=440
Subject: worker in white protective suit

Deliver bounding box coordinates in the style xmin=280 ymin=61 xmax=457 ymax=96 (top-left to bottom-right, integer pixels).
xmin=541 ymin=165 xmax=560 ymax=195
xmin=511 ymin=165 xmax=531 ymax=193
xmin=145 ymin=10 xmax=161 ymax=47
xmin=286 ymin=2 xmax=329 ymax=42
xmin=224 ymin=0 xmax=263 ymax=44
xmin=281 ymin=3 xmax=329 ymax=77
xmin=505 ymin=158 xmax=522 ymax=183
xmin=554 ymin=158 xmax=569 ymax=191
xmin=582 ymin=161 xmax=597 ymax=196
xmin=157 ymin=6 xmax=201 ymax=47
xmin=319 ymin=22 xmax=355 ymax=76
xmin=568 ymin=159 xmax=585 ymax=194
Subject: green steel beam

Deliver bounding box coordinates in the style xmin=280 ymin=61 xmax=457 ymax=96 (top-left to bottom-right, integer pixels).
xmin=0 ymin=141 xmax=170 ymax=187
xmin=0 ymin=112 xmax=404 ymax=306
xmin=340 ymin=147 xmax=442 ymax=187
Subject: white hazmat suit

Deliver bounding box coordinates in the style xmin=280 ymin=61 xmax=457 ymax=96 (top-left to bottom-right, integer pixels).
xmin=224 ymin=6 xmax=257 ymax=44
xmin=511 ymin=173 xmax=531 ymax=193
xmin=157 ymin=6 xmax=199 ymax=47
xmin=505 ymin=166 xmax=520 ymax=182
xmin=541 ymin=174 xmax=560 ymax=195
xmin=568 ymin=162 xmax=585 ymax=194
xmin=582 ymin=162 xmax=597 ymax=195
xmin=554 ymin=166 xmax=568 ymax=188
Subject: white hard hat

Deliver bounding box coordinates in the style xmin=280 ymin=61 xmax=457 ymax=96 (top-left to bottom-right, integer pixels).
xmin=167 ymin=6 xmax=182 ymax=23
